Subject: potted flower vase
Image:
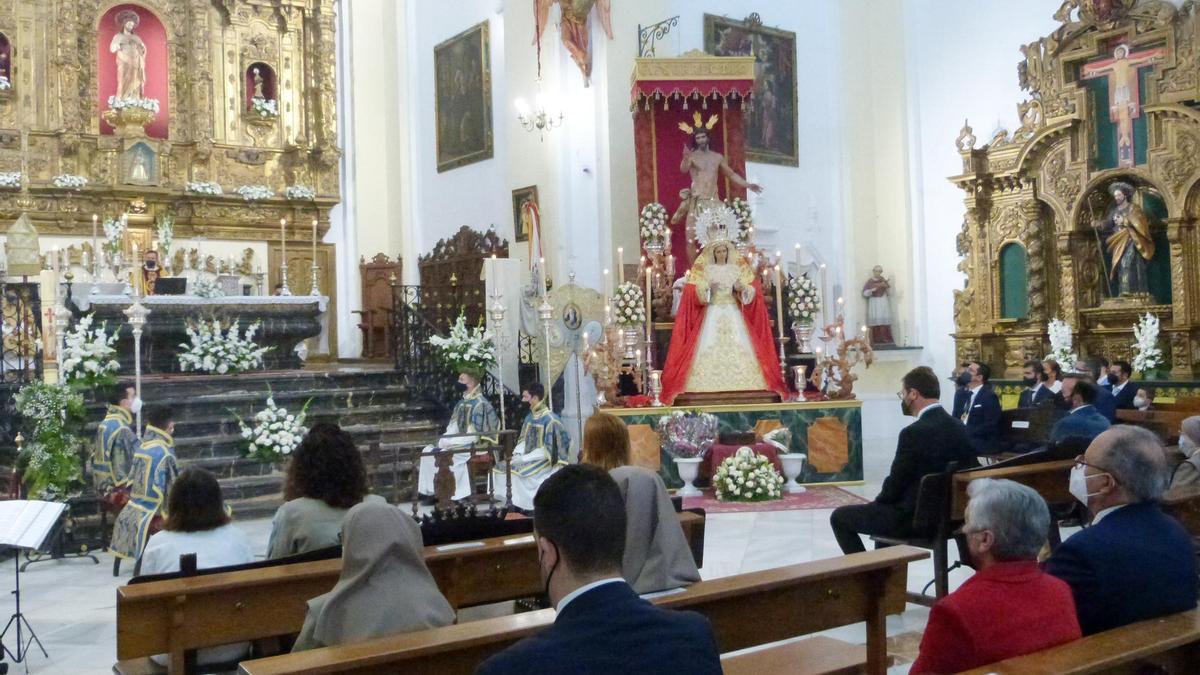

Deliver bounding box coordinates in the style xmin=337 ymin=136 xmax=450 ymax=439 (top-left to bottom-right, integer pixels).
xmin=673 ymin=457 xmax=703 ymax=498
xmin=102 ymin=107 xmax=156 ymax=137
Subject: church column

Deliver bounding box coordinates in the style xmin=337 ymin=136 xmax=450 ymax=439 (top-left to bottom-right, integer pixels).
xmin=1020 ymin=199 xmax=1048 ymax=323
xmin=1056 ymin=232 xmax=1079 ymax=323
xmin=1167 ymin=218 xmax=1196 ymax=378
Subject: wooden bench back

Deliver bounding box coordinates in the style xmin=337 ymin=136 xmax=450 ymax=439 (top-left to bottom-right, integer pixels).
xmin=1116 ymin=408 xmax=1192 ymax=443
xmin=1163 ymin=485 xmax=1200 ymax=536
xmin=951 ymin=459 xmax=1074 ymax=520
xmin=237 ymin=546 xmax=929 ymax=675
xmin=998 ymin=406 xmax=1063 ymax=447
xmin=116 ymin=512 xmax=703 ymax=664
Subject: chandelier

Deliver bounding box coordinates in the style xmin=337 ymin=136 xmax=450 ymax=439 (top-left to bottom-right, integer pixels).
xmin=515 ymin=81 xmax=563 ymax=141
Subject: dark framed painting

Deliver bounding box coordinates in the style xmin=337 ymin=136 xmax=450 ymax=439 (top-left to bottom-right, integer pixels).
xmin=511 ymin=185 xmax=538 ymax=243
xmin=434 ymin=22 xmax=493 ymax=172
xmin=703 ymin=14 xmax=798 ymax=166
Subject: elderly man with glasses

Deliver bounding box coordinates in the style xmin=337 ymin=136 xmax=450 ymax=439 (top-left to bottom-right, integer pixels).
xmin=910 ymin=479 xmax=1080 ymax=674
xmin=1045 ymin=426 xmax=1198 ymax=635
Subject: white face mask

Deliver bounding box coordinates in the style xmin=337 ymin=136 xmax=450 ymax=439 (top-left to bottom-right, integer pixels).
xmin=1180 ymin=435 xmax=1196 ymax=451
xmin=130 ymin=396 xmax=143 ymax=414
xmin=1133 ymin=396 xmax=1148 ymax=409
xmin=1069 ymin=463 xmax=1108 ymax=506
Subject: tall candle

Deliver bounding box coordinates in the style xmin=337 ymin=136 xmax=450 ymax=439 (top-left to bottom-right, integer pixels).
xmin=91 ymin=214 xmax=99 ymax=273
xmin=667 ymin=255 xmax=675 ymax=277
xmin=820 ymin=264 xmax=828 ymax=319
xmin=645 ymin=266 xmax=653 ymax=339
xmin=794 ymin=243 xmax=801 ymax=274
xmin=311 ymin=218 xmax=318 ymax=263
xmin=617 ymin=247 xmax=624 ymax=284
xmin=774 ymin=265 xmax=785 ymax=339
xmin=539 ymin=257 xmax=547 ymax=298
xmin=280 ymin=218 xmax=287 ymax=266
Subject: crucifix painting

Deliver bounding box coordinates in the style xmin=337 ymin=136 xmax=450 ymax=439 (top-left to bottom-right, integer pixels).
xmin=1081 ymin=43 xmax=1164 ymax=168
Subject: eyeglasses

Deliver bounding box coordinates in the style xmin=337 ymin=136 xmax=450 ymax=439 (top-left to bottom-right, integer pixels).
xmin=896 ymin=390 xmax=907 ymax=400
xmin=1073 ymin=455 xmax=1118 ymax=483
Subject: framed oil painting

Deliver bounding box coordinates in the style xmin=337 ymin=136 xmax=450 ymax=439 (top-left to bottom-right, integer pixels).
xmin=512 ymin=185 xmax=539 ymax=243
xmin=434 ymin=22 xmax=493 ymax=172
xmin=703 ymin=13 xmax=798 ymax=166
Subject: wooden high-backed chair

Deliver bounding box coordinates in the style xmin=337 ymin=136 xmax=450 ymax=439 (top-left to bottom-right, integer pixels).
xmin=354 ymin=254 xmax=401 ymax=359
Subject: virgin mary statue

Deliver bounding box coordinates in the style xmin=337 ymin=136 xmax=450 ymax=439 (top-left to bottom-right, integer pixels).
xmin=110 ymin=9 xmax=147 ymax=100
xmin=660 ymin=207 xmax=787 ymax=404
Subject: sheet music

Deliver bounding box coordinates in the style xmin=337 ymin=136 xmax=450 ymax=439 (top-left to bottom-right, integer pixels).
xmin=0 ymin=500 xmax=66 ymax=550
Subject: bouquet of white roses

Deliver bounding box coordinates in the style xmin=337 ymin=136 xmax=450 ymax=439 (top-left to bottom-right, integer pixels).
xmin=656 ymin=410 xmax=718 ymax=458
xmin=1132 ymin=312 xmax=1164 ymax=373
xmin=639 ymin=202 xmax=670 ymax=244
xmin=60 ymin=314 xmax=121 ymax=389
xmin=251 ymin=98 xmax=279 ymax=118
xmin=1046 ymin=317 xmax=1076 ymax=368
xmin=284 ymin=185 xmax=316 ymax=201
xmin=13 ymin=382 xmax=87 ymax=501
xmin=236 ymin=393 xmax=311 ymax=463
xmin=713 ymin=446 xmax=784 ymax=502
xmin=52 ymin=174 xmax=87 ymax=191
xmin=235 ymin=184 xmax=274 ymax=202
xmin=788 ymin=274 xmax=820 ymax=325
xmin=191 ymin=276 xmax=225 ymax=299
xmin=613 ymin=282 xmax=646 ymax=327
xmin=727 ymin=196 xmax=754 ymax=244
xmin=156 ymin=214 xmax=174 ymax=258
xmin=102 ymin=217 xmax=126 ymax=257
xmin=428 ymin=313 xmax=496 ymax=374
xmin=178 ymin=319 xmax=272 ymax=375
xmin=0 ymin=171 xmax=21 ymax=188
xmin=0 ymin=75 xmax=11 ymax=91
xmin=184 ymin=180 xmax=223 ymax=196
xmin=107 ymin=95 xmax=160 ymax=114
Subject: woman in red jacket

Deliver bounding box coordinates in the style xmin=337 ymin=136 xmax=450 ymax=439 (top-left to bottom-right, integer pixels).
xmin=911 ymin=478 xmax=1080 ymax=674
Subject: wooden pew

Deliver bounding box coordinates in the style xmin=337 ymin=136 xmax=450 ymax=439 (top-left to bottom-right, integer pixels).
xmin=951 ymin=459 xmax=1074 ymax=520
xmin=961 ymin=609 xmax=1200 ymax=674
xmin=237 ymin=546 xmax=929 ymax=675
xmin=997 ymin=406 xmax=1063 ymax=452
xmin=1116 ymin=408 xmax=1192 ymax=444
xmin=116 ymin=512 xmax=704 ymax=674
xmin=1163 ymin=484 xmax=1200 ymax=536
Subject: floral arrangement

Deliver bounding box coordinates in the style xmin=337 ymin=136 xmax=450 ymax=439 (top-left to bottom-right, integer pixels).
xmin=52 ymin=174 xmax=88 ymax=191
xmin=0 ymin=171 xmax=21 ymax=189
xmin=727 ymin=197 xmax=753 ymax=243
xmin=1046 ymin=317 xmax=1076 ymax=369
xmin=178 ymin=319 xmax=272 ymax=375
xmin=106 ymin=95 xmax=160 ymax=114
xmin=1132 ymin=312 xmax=1164 ymax=374
xmin=0 ymin=75 xmax=11 ymax=91
xmin=184 ymin=180 xmax=223 ymax=196
xmin=156 ymin=214 xmax=174 ymax=259
xmin=713 ymin=446 xmax=784 ymax=502
xmin=251 ymin=98 xmax=279 ymax=118
xmin=13 ymin=382 xmax=86 ymax=501
xmin=428 ymin=313 xmax=496 ymax=375
xmin=191 ymin=276 xmax=225 ymax=299
xmin=284 ymin=185 xmax=316 ymax=201
xmin=787 ymin=274 xmax=821 ymax=325
xmin=235 ymin=393 xmax=311 ymax=463
xmin=61 ymin=314 xmax=121 ymax=389
xmin=234 ymin=184 xmax=275 ymax=202
xmin=613 ymin=281 xmax=646 ymax=327
xmin=638 ymin=202 xmax=670 ymax=244
xmin=102 ymin=217 xmax=126 ymax=257
xmin=655 ymin=410 xmax=719 ymax=458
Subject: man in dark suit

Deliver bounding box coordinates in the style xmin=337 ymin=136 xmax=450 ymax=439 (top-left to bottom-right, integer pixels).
xmin=1045 ymin=426 xmax=1198 ymax=635
xmin=1076 ymin=356 xmax=1116 ymax=421
xmin=950 ymin=362 xmax=971 ymax=419
xmin=1109 ymin=360 xmax=1138 ymax=409
xmin=1049 ymin=376 xmax=1111 ymax=445
xmin=476 ymin=465 xmax=721 ymax=675
xmin=830 ymin=366 xmax=979 ymax=554
xmin=962 ymin=361 xmax=1002 ymax=456
xmin=1017 ymin=360 xmax=1055 ymax=409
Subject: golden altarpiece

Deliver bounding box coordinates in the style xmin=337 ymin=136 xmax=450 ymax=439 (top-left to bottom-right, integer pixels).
xmin=953 ymin=0 xmax=1200 ymax=381
xmin=0 ymin=0 xmax=340 ymax=349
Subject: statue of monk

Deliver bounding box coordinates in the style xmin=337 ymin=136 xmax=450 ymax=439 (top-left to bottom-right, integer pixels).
xmin=675 ymin=127 xmax=762 ymax=263
xmin=110 ymin=10 xmax=147 ymax=100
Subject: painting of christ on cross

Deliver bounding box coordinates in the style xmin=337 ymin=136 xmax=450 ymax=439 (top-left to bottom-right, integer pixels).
xmin=1082 ymin=43 xmax=1165 ymax=168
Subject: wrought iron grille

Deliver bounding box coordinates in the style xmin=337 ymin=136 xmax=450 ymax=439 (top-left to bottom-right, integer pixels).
xmin=1 ymin=281 xmax=43 ymax=385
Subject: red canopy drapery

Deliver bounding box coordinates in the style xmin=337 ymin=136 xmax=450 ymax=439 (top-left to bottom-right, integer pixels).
xmin=660 ymin=278 xmax=788 ymax=405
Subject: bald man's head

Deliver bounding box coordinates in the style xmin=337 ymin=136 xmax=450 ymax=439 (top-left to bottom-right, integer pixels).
xmin=1086 ymin=426 xmax=1169 ymax=504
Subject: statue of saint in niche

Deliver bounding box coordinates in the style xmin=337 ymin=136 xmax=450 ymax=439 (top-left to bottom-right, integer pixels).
xmin=110 ymin=9 xmax=147 ymax=99
xmin=1092 ymin=181 xmax=1155 ymax=297
xmin=252 ymin=67 xmax=265 ymax=99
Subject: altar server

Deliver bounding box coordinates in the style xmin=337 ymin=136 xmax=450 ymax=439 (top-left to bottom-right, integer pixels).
xmin=495 ymin=382 xmax=570 ymax=511
xmin=92 ymin=381 xmax=140 ymax=495
xmin=417 ymin=366 xmax=500 ymax=502
xmin=112 ymin=406 xmax=179 ymax=565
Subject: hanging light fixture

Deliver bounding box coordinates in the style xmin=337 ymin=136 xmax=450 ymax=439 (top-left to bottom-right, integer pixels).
xmin=515 ymin=3 xmax=563 ymax=141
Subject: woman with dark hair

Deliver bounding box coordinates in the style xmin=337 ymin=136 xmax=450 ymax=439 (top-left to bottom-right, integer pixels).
xmin=580 ymin=412 xmax=631 ymax=471
xmin=141 ymin=467 xmax=253 ymax=667
xmin=267 ymin=423 xmax=381 ymax=559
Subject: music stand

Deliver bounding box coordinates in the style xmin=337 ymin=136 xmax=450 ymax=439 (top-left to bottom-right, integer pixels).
xmin=0 ymin=500 xmax=66 ymax=665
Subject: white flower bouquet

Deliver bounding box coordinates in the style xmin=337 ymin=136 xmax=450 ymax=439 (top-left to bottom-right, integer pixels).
xmin=234 ymin=184 xmax=275 ymax=202
xmin=60 ymin=314 xmax=121 ymax=389
xmin=613 ymin=281 xmax=646 ymax=327
xmin=428 ymin=313 xmax=496 ymax=375
xmin=102 ymin=217 xmax=126 ymax=257
xmin=656 ymin=410 xmax=718 ymax=458
xmin=1046 ymin=317 xmax=1076 ymax=368
xmin=13 ymin=382 xmax=86 ymax=501
xmin=727 ymin=197 xmax=753 ymax=243
xmin=191 ymin=276 xmax=225 ymax=299
xmin=788 ymin=274 xmax=821 ymax=325
xmin=638 ymin=202 xmax=670 ymax=244
xmin=713 ymin=446 xmax=784 ymax=502
xmin=156 ymin=214 xmax=174 ymax=258
xmin=107 ymin=95 xmax=160 ymax=114
xmin=0 ymin=171 xmax=21 ymax=189
xmin=236 ymin=394 xmax=311 ymax=463
xmin=251 ymin=98 xmax=279 ymax=118
xmin=0 ymin=75 xmax=11 ymax=91
xmin=284 ymin=185 xmax=316 ymax=201
xmin=177 ymin=319 xmax=272 ymax=375
xmin=1132 ymin=312 xmax=1164 ymax=374
xmin=52 ymin=174 xmax=87 ymax=191
xmin=184 ymin=180 xmax=223 ymax=196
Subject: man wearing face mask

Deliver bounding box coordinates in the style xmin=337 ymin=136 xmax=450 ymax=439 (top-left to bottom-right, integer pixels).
xmin=910 ymin=479 xmax=1080 ymax=674
xmin=1078 ymin=356 xmax=1117 ymax=422
xmin=1045 ymin=426 xmax=1198 ymax=635
xmin=1017 ymin=360 xmax=1054 ymax=409
xmin=141 ymin=249 xmax=161 ymax=295
xmin=476 ymin=465 xmax=721 ymax=674
xmin=1048 ymin=375 xmax=1110 ymax=445
xmin=1169 ymin=416 xmax=1200 ymax=489
xmin=111 ymin=406 xmax=179 ymax=568
xmin=950 ymin=362 xmax=972 ymax=419
xmin=961 ymin=361 xmax=1002 ymax=456
xmin=830 ymin=366 xmax=978 ymax=554
xmin=494 ymin=382 xmax=570 ymax=512
xmin=92 ymin=381 xmax=141 ymax=497
xmin=1109 ymin=360 xmax=1138 ymax=409
xmin=416 ymin=366 xmax=500 ymax=504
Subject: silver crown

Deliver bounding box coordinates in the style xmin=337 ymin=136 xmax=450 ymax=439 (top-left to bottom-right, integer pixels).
xmin=694 ymin=205 xmax=738 ymax=249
